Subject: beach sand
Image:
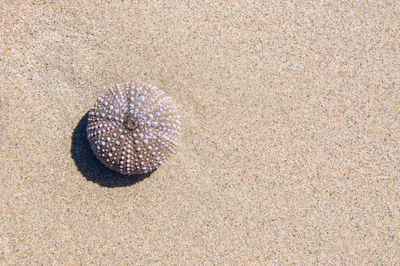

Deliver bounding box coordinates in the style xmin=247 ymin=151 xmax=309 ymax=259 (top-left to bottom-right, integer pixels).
xmin=1 ymin=1 xmax=399 ymax=264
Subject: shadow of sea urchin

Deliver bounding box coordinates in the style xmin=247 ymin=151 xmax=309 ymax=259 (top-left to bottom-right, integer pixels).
xmin=86 ymin=82 xmax=180 ymax=175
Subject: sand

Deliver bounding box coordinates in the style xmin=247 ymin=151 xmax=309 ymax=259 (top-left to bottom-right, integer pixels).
xmin=1 ymin=1 xmax=399 ymax=264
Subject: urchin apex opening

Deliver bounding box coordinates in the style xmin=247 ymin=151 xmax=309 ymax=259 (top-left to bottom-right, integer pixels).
xmin=123 ymin=117 xmax=137 ymax=131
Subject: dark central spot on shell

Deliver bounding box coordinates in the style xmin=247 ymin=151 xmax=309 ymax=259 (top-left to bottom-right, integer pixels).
xmin=123 ymin=117 xmax=137 ymax=131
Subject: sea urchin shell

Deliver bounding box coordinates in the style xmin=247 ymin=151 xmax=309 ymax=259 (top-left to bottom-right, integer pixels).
xmin=86 ymin=82 xmax=180 ymax=175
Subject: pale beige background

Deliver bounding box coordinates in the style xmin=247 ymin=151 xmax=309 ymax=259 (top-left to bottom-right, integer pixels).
xmin=1 ymin=1 xmax=399 ymax=264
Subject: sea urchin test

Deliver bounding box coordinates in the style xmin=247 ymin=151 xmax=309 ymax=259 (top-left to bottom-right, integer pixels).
xmin=87 ymin=82 xmax=180 ymax=175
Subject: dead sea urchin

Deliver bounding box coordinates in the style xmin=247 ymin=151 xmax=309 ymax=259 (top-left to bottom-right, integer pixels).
xmin=86 ymin=82 xmax=180 ymax=175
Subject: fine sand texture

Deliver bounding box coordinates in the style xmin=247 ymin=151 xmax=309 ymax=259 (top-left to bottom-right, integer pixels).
xmin=1 ymin=1 xmax=399 ymax=264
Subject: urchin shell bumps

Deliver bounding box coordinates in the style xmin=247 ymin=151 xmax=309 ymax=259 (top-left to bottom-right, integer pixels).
xmin=86 ymin=82 xmax=180 ymax=175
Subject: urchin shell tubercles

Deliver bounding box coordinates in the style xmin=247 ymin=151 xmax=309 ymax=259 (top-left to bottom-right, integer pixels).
xmin=86 ymin=82 xmax=181 ymax=175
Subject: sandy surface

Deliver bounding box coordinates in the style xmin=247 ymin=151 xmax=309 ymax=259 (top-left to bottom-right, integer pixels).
xmin=1 ymin=1 xmax=399 ymax=264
